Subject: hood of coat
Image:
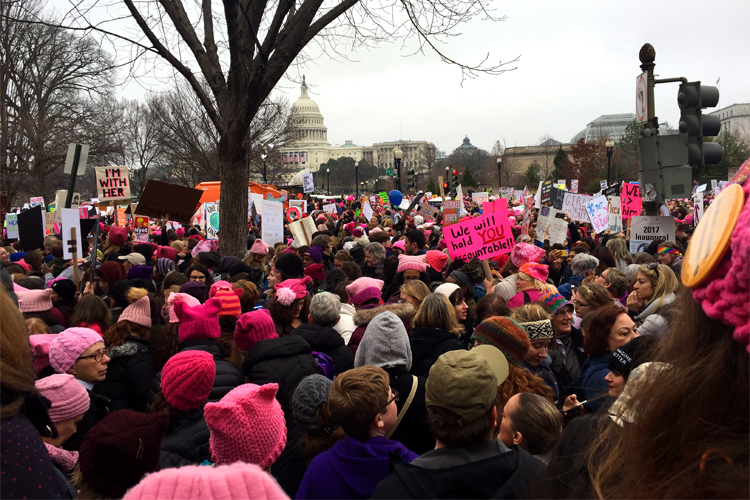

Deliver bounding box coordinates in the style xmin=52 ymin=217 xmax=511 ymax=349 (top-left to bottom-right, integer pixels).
xmin=340 ymin=303 xmax=356 ymax=317
xmin=242 ymin=335 xmax=312 ymax=365
xmin=409 ymin=327 xmax=460 ymax=358
xmin=638 ymin=291 xmax=676 ymax=320
xmin=292 ymin=323 xmax=345 ymax=350
xmin=353 ymin=302 xmax=414 ymax=327
xmin=107 ymin=337 xmax=149 ymax=360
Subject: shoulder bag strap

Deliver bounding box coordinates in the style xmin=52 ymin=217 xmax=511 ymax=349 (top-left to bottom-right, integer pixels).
xmin=385 ymin=375 xmax=419 ymax=439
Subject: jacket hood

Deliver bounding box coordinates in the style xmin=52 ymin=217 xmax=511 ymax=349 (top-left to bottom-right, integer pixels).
xmin=410 ymin=327 xmax=459 ymax=359
xmin=340 ymin=303 xmax=356 ymax=317
xmin=353 ymin=302 xmax=414 ymax=326
xmin=242 ymin=335 xmax=312 ymax=366
xmin=355 ymin=311 xmax=412 ymax=371
xmin=638 ymin=291 xmax=676 ymax=319
xmin=107 ymin=337 xmax=149 ymax=361
xmin=292 ymin=323 xmax=345 ymax=350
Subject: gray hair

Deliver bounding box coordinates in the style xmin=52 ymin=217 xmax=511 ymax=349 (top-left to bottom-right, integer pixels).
xmin=571 ymin=253 xmax=599 ymax=277
xmin=364 ymin=242 xmax=386 ymax=262
xmin=309 ymin=292 xmax=341 ymax=327
xmin=624 ymin=263 xmax=641 ymax=282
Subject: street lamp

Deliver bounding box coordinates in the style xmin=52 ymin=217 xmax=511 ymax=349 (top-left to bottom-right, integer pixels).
xmin=355 ymin=161 xmax=359 ymax=198
xmin=605 ymin=139 xmax=615 ymax=185
xmin=496 ymin=157 xmax=502 ymax=187
xmin=326 ymin=168 xmax=331 ymax=196
xmin=261 ymin=143 xmax=274 ymax=184
xmin=393 ymin=145 xmax=403 ymax=192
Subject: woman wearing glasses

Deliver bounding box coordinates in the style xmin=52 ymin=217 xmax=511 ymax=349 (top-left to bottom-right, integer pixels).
xmin=626 ymin=263 xmax=679 ymax=338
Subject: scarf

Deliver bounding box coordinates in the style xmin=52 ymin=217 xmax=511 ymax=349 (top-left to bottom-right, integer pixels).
xmin=45 ymin=442 xmax=79 ymax=472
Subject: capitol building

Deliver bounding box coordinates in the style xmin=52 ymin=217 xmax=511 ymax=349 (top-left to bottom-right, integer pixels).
xmin=281 ymin=78 xmax=435 ymax=180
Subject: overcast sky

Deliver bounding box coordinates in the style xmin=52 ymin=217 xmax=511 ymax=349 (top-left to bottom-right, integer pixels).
xmin=112 ymin=0 xmax=748 ymax=154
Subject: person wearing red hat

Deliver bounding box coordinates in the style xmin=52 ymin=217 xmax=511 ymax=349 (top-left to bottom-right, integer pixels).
xmin=507 ymin=262 xmax=555 ymax=309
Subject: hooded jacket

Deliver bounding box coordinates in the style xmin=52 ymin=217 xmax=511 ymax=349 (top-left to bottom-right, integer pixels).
xmin=159 ymin=408 xmax=211 ymax=469
xmin=634 ymin=292 xmax=676 ymax=339
xmin=296 ymin=436 xmax=418 ymax=500
xmin=557 ymin=275 xmax=584 ymax=301
xmin=334 ymin=303 xmax=356 ymax=345
xmin=291 ymin=323 xmax=354 ymax=375
xmin=567 ymin=354 xmax=612 ymax=413
xmin=98 ymin=336 xmax=154 ymax=412
xmin=348 ymin=302 xmax=414 ymax=354
xmin=409 ymin=326 xmax=465 ymax=378
xmin=370 ymin=441 xmax=543 ymax=499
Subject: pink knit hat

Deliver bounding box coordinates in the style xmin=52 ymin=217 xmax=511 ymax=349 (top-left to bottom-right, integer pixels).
xmin=174 ymin=298 xmax=222 ymax=342
xmin=234 ymin=310 xmax=278 ymax=351
xmin=161 ymin=351 xmax=216 ymax=410
xmin=392 ymin=240 xmax=406 ymax=252
xmin=273 ymin=276 xmax=311 ymax=306
xmin=250 ymin=239 xmax=269 ymax=256
xmin=35 ymin=374 xmax=90 ymax=422
xmin=16 ymin=288 xmax=53 ymax=313
xmin=121 ymin=462 xmax=290 ymax=500
xmin=118 ymin=296 xmax=152 ymax=328
xmin=29 ymin=334 xmax=57 ymax=373
xmin=108 ymin=226 xmax=129 ymax=246
xmin=167 ymin=292 xmax=201 ymax=324
xmin=345 ymin=277 xmax=385 ymax=305
xmin=510 ymin=242 xmax=546 ymax=268
xmin=204 ymin=384 xmax=287 ymax=469
xmin=209 ymin=281 xmax=233 ymax=296
xmin=49 ymin=327 xmax=104 ymax=374
xmin=518 ymin=262 xmax=549 ymax=283
xmin=397 ymin=254 xmax=427 ymax=274
xmin=425 ymin=250 xmax=449 ymax=272
xmin=213 ymin=287 xmax=243 ymax=317
xmin=155 ymin=245 xmax=179 ymax=262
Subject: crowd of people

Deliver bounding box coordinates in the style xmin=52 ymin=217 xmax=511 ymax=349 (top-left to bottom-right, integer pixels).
xmin=1 ymin=176 xmax=748 ymax=499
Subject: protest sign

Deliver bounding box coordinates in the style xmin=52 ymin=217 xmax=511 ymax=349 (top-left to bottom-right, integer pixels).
xmin=571 ymin=180 xmax=579 ymax=194
xmin=711 ymin=179 xmax=718 ymax=191
xmin=323 ymin=203 xmax=336 ymax=214
xmin=205 ymin=203 xmax=220 ymax=239
xmin=362 ymin=201 xmax=373 ymax=221
xmin=45 ymin=212 xmax=54 ymax=233
xmin=117 ymin=208 xmax=127 ymax=226
xmin=607 ymin=196 xmax=623 ymax=233
xmin=261 ymin=199 xmax=284 ymax=247
xmin=379 ymin=192 xmax=388 ymax=202
xmin=621 ymin=182 xmax=642 ymax=219
xmin=535 ymin=206 xmax=568 ymax=245
xmin=302 ymin=173 xmax=315 ymax=193
xmin=483 ymin=201 xmax=495 ymax=214
xmin=60 ymin=208 xmax=83 ymax=260
xmin=30 ymin=197 xmax=44 ymax=208
xmin=550 ymin=187 xmax=567 ymax=210
xmin=135 ymin=180 xmax=203 ymax=224
xmin=659 ymin=204 xmax=670 ymax=216
xmin=696 ymin=183 xmax=707 ymax=193
xmin=557 ymin=179 xmax=566 ymax=188
xmin=585 ymin=195 xmax=609 ymax=234
xmin=443 ymin=212 xmax=515 ymax=261
xmin=693 ymin=192 xmax=704 ymax=224
xmin=6 ymin=214 xmax=19 ymax=239
xmin=562 ymin=192 xmax=592 ymax=222
xmin=95 ymin=166 xmax=131 ymax=201
xmin=603 ymin=183 xmax=620 ymax=197
xmin=472 ymin=192 xmax=489 ymax=205
xmin=134 ymin=216 xmax=150 ymax=242
xmin=289 ymin=216 xmax=316 ymax=247
xmin=600 ymin=180 xmax=608 ymax=191
xmin=629 ymin=240 xmax=652 ymax=253
xmin=630 ymin=216 xmax=675 ymax=246
xmin=442 ymin=200 xmax=461 ymax=226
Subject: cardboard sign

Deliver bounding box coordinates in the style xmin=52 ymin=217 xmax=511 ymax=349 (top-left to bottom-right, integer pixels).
xmin=417 ymin=202 xmax=437 ymax=221
xmin=362 ymin=201 xmax=373 ymax=221
xmin=323 ymin=203 xmax=336 ymax=214
xmin=536 ymin=206 xmax=568 ymax=245
xmin=607 ymin=196 xmax=623 ymax=233
xmin=585 ymin=195 xmax=609 ymax=234
xmin=30 ymin=197 xmax=44 ymax=208
xmin=95 ymin=166 xmax=131 ymax=201
xmin=261 ymin=199 xmax=284 ymax=247
xmin=204 ymin=203 xmax=220 ymax=240
xmin=289 ymin=216 xmax=316 ymax=247
xmin=621 ymin=183 xmax=642 ymax=219
xmin=134 ymin=216 xmax=150 ymax=242
xmin=562 ymin=192 xmax=592 ymax=222
xmin=6 ymin=214 xmax=19 ymax=239
xmin=135 ymin=180 xmax=203 ymax=224
xmin=571 ymin=180 xmax=579 ymax=194
xmin=630 ymin=216 xmax=675 ymax=244
xmin=60 ymin=208 xmax=83 ymax=260
xmin=442 ymin=200 xmax=461 ymax=226
xmin=17 ymin=206 xmax=44 ymax=251
xmin=45 ymin=212 xmax=54 ymax=233
xmin=443 ymin=212 xmax=515 ymax=261
xmin=302 ymin=173 xmax=315 ymax=193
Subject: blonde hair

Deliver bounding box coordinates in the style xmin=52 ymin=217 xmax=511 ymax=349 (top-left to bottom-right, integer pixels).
xmin=511 ymin=303 xmax=551 ymax=323
xmin=413 ymin=293 xmax=463 ymax=336
xmin=574 ymin=283 xmax=614 ymax=309
xmin=636 ymin=264 xmax=679 ymax=311
xmin=517 ymin=272 xmax=557 ymax=294
xmin=399 ymin=280 xmax=430 ymax=308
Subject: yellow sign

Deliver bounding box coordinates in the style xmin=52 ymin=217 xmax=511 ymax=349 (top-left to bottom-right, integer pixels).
xmin=682 ymin=183 xmax=744 ymax=287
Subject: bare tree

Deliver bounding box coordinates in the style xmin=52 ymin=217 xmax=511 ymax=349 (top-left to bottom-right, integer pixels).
xmin=500 ymin=140 xmax=521 ymax=187
xmin=247 ymin=97 xmax=302 ymax=185
xmin=490 ymin=140 xmax=504 ymax=157
xmin=115 ymin=99 xmax=165 ymax=197
xmin=537 ymin=134 xmax=557 ymax=180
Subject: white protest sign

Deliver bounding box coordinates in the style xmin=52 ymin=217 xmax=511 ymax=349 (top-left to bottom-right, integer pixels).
xmin=630 ymin=216 xmax=675 ymax=246
xmin=60 ymin=208 xmax=83 ymax=260
xmin=659 ymin=204 xmax=670 ymax=216
xmin=693 ymin=192 xmax=704 ymax=224
xmin=562 ymin=192 xmax=593 ymax=222
xmin=696 ymin=183 xmax=707 ymax=193
xmin=711 ymin=179 xmax=718 ymax=191
xmin=600 ymin=180 xmax=608 ymax=191
xmin=261 ymin=199 xmax=284 ymax=247
xmin=302 ymin=173 xmax=315 ymax=193
xmin=534 ymin=180 xmax=543 ymax=208
xmin=290 ymin=199 xmax=307 ymax=215
xmin=205 ymin=203 xmax=219 ymax=240
xmin=607 ymin=196 xmax=623 ymax=233
xmin=6 ymin=214 xmax=19 ymax=239
xmin=585 ymin=195 xmax=609 ymax=234
xmin=456 ymin=185 xmax=464 ymax=207
xmin=629 ymin=239 xmax=652 ymax=253
xmin=536 ymin=206 xmax=568 ymax=245
xmin=398 ymin=198 xmax=410 ymax=210
xmin=362 ymin=201 xmax=373 ymax=221
xmin=95 ymin=166 xmax=131 ymax=201
xmin=472 ymin=192 xmax=489 ymax=205
xmin=323 ymin=203 xmax=336 ymax=214
xmin=250 ymin=193 xmax=265 ymax=216
xmin=30 ymin=197 xmax=44 ymax=208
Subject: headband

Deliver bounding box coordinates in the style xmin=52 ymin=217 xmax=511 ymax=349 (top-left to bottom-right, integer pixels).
xmin=657 ymin=246 xmax=681 ymax=255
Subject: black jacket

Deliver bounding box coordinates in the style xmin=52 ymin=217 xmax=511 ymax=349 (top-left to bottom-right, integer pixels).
xmin=409 ymin=327 xmax=465 ymax=378
xmin=99 ymin=336 xmax=154 ymax=412
xmin=384 ymin=366 xmax=434 ymax=455
xmin=63 ymin=388 xmax=110 ymax=452
xmin=241 ymin=336 xmax=318 ymax=427
xmin=160 ymin=408 xmax=211 ymax=469
xmin=291 ymin=323 xmax=354 ymax=375
xmin=151 ymin=339 xmax=244 ymax=406
xmin=371 ymin=444 xmax=544 ymax=499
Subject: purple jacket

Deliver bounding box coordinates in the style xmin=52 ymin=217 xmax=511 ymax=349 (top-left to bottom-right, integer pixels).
xmin=296 ymin=436 xmax=418 ymax=499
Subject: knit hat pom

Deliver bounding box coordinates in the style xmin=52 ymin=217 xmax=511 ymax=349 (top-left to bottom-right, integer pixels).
xmin=126 ymin=287 xmax=148 ymax=303
xmin=275 ymin=287 xmax=297 ymax=306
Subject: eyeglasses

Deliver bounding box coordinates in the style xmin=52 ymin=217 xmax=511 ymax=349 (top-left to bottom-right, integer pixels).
xmin=572 ymin=300 xmax=590 ymax=308
xmin=384 ymin=389 xmax=399 ymax=409
xmin=403 ymin=274 xmax=420 ymax=282
xmin=78 ymin=349 xmax=109 ymax=363
xmin=189 ymin=274 xmax=206 ymax=281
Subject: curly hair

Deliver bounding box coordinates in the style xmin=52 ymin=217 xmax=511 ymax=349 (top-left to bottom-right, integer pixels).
xmin=498 ymin=364 xmax=554 ymax=408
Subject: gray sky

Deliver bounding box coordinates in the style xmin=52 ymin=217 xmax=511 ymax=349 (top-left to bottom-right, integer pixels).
xmin=114 ymin=0 xmax=749 ymax=154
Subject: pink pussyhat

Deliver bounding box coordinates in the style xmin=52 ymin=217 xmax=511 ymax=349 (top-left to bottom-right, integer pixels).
xmin=167 ymin=292 xmax=201 ymax=324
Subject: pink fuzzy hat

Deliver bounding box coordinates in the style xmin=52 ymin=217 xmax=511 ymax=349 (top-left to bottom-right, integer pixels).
xmin=167 ymin=292 xmax=201 ymax=324
xmin=510 ymin=242 xmax=546 ymax=268
xmin=397 ymin=254 xmax=427 ymax=274
xmin=175 ymin=227 xmax=186 ymax=239
xmin=49 ymin=327 xmax=104 ymax=374
xmin=204 ymin=384 xmax=287 ymax=469
xmin=121 ymin=462 xmax=290 ymax=500
xmin=346 ymin=277 xmax=384 ymax=305
xmin=174 ymin=298 xmax=222 ymax=342
xmin=35 ymin=374 xmax=90 ymax=423
xmin=16 ymin=288 xmax=53 ymax=313
xmin=519 ymin=262 xmax=549 ymax=283
xmin=155 ymin=245 xmax=179 ymax=262
xmin=118 ymin=296 xmax=152 ymax=328
xmin=209 ymin=281 xmax=233 ymax=296
xmin=192 ymin=240 xmax=216 ymax=259
xmin=29 ymin=334 xmax=58 ymax=374
xmin=234 ymin=309 xmax=278 ymax=351
xmin=273 ymin=277 xmax=311 ymax=306
xmin=250 ymin=239 xmax=269 ymax=255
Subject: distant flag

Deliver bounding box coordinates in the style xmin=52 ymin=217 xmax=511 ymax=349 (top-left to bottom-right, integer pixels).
xmin=716 ymin=77 xmax=720 ymax=85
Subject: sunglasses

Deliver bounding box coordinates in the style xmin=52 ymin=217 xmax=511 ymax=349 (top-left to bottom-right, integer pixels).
xmin=646 ymin=262 xmax=660 ymax=277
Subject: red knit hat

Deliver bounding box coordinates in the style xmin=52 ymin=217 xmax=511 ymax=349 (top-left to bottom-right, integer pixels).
xmin=161 ymin=351 xmax=216 ymax=410
xmin=518 ymin=262 xmax=549 ymax=283
xmin=108 ymin=226 xmax=129 ymax=246
xmin=303 ymin=263 xmax=325 ymax=281
xmin=118 ymin=296 xmax=152 ymax=328
xmin=204 ymin=384 xmax=287 ymax=469
xmin=212 ymin=287 xmax=243 ymax=317
xmin=425 ymin=250 xmax=449 ymax=273
xmin=174 ymin=298 xmax=222 ymax=342
xmin=234 ymin=310 xmax=278 ymax=351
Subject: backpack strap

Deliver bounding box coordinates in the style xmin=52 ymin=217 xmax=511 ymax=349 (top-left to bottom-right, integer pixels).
xmin=385 ymin=375 xmax=418 ymax=439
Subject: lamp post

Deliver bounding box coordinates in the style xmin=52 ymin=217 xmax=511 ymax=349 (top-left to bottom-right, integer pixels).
xmin=496 ymin=157 xmax=502 ymax=187
xmin=605 ymin=139 xmax=615 ymax=185
xmin=261 ymin=143 xmax=274 ymax=184
xmin=393 ymin=145 xmax=403 ymax=192
xmin=360 ymin=181 xmax=366 ymax=195
xmin=355 ymin=161 xmax=359 ymax=198
xmin=326 ymin=168 xmax=331 ymax=196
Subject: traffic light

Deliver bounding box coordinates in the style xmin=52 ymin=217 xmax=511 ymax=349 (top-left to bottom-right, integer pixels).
xmin=406 ymin=169 xmax=416 ymax=189
xmin=451 ymin=169 xmax=460 ymax=197
xmin=442 ymin=181 xmax=450 ymax=197
xmin=677 ymin=81 xmax=722 ymax=172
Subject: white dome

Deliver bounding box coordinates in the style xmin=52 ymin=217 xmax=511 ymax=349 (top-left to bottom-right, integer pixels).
xmin=290 ymin=77 xmax=328 ymax=146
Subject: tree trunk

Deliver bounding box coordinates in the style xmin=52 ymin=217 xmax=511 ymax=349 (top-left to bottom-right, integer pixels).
xmin=218 ymin=127 xmax=249 ymax=255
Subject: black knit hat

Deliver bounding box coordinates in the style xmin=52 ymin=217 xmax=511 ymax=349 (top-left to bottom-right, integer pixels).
xmin=79 ymin=410 xmax=169 ymax=498
xmin=609 ymin=335 xmax=657 ymax=380
xmin=275 ymin=253 xmax=304 ymax=279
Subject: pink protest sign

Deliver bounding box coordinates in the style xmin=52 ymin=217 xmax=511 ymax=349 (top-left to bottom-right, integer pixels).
xmin=444 ymin=212 xmax=515 ymax=261
xmin=483 ymin=201 xmax=495 ymax=214
xmin=621 ymin=182 xmax=642 ymax=219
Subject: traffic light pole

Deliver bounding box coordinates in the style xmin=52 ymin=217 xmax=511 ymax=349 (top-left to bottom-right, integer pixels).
xmin=639 ymin=44 xmax=659 ymax=216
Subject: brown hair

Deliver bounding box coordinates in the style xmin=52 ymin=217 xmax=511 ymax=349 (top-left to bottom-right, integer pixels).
xmin=232 ymin=280 xmax=260 ymax=309
xmin=328 ymin=365 xmax=390 ymax=441
xmin=267 ymin=295 xmax=310 ymax=335
xmin=103 ymin=321 xmax=151 ymax=348
xmin=498 ymin=364 xmax=554 ymax=408
xmin=574 ymin=283 xmax=614 ymax=310
xmin=300 ymin=401 xmax=347 ymax=463
xmin=580 ymin=305 xmax=626 ymax=357
xmin=475 ymin=294 xmax=511 ymax=322
xmin=69 ymin=294 xmax=112 ymax=333
xmin=25 ymin=318 xmax=51 ymax=335
xmin=412 ymin=293 xmax=462 ymax=336
xmin=0 ymin=289 xmax=35 ymax=419
xmin=508 ymin=392 xmax=562 ymax=456
xmin=151 ymin=323 xmax=181 ymax=372
xmin=23 ymin=249 xmax=43 ymax=271
xmin=511 ymin=303 xmax=550 ymax=324
xmin=427 ymin=395 xmax=499 ymax=448
xmin=340 ymin=261 xmax=362 ymax=282
xmin=635 ymin=263 xmax=679 ymax=311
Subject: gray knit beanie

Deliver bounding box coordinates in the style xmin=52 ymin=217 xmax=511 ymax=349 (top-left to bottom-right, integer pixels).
xmin=354 ymin=311 xmax=412 ymax=371
xmin=293 ymin=374 xmax=333 ymax=436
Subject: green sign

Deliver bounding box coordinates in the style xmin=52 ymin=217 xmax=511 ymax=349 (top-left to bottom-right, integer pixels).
xmin=385 ymin=169 xmax=395 ymax=176
xmin=379 ymin=192 xmax=388 ymax=202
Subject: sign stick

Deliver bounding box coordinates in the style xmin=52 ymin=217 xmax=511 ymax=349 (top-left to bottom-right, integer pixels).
xmin=68 ymin=228 xmax=79 ymax=286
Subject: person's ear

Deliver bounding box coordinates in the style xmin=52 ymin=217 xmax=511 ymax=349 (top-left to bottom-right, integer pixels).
xmin=373 ymin=412 xmax=385 ymax=430
xmin=335 ymin=314 xmax=341 ymax=326
xmin=512 ymin=431 xmax=523 ymax=446
xmin=308 ymin=314 xmax=314 ymax=324
xmin=490 ymin=405 xmax=498 ymax=428
xmin=66 ymin=366 xmax=77 ymax=377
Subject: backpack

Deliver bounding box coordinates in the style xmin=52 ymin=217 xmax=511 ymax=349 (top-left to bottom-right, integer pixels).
xmin=311 ymin=350 xmax=338 ymax=380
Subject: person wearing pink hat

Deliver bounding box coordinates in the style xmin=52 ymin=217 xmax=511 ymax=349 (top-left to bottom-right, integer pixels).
xmin=16 ymin=287 xmax=65 ymax=333
xmin=507 ymin=262 xmax=554 ymax=309
xmin=382 ymin=254 xmax=429 ymax=304
xmin=390 ymin=239 xmax=406 ymax=256
xmin=495 ymin=242 xmax=548 ymax=302
xmin=267 ymin=276 xmax=312 ymax=337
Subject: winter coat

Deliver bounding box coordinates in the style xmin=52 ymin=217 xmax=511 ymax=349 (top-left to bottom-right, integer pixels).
xmin=63 ymin=388 xmax=110 ymax=452
xmin=348 ymin=302 xmax=414 ymax=354
xmin=548 ymin=262 xmax=568 ymax=288
xmin=409 ymin=326 xmax=465 ymax=378
xmin=634 ymin=292 xmax=676 ymax=339
xmin=271 ymin=424 xmax=307 ymax=498
xmin=549 ymin=327 xmax=587 ymax=385
xmin=241 ymin=336 xmax=318 ymax=427
xmin=370 ymin=441 xmax=544 ymax=499
xmin=567 ymin=354 xmax=612 ymax=413
xmin=291 ymin=323 xmax=354 ymax=375
xmin=159 ymin=408 xmax=211 ymax=469
xmin=558 ymin=275 xmax=584 ymax=300
xmin=151 ymin=339 xmax=244 ymax=406
xmin=99 ymin=336 xmax=154 ymax=412
xmin=334 ymin=303 xmax=356 ymax=345
xmin=384 ymin=366 xmax=435 ymax=455
xmin=523 ymin=361 xmax=561 ymax=407
xmin=362 ymin=261 xmax=383 ymax=280
xmin=495 ymin=274 xmax=519 ymax=302
xmin=296 ymin=436 xmax=418 ymax=500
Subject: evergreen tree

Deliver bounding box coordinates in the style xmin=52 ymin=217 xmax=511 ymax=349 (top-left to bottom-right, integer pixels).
xmin=425 ymin=178 xmax=439 ymax=194
xmin=461 ymin=168 xmax=478 ymax=188
xmin=523 ymin=166 xmax=540 ymax=187
xmin=551 ymin=147 xmax=569 ymax=181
